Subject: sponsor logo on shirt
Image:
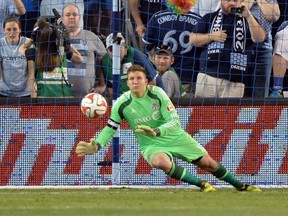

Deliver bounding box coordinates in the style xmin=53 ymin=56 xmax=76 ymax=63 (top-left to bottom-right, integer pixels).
xmin=2 ymin=56 xmax=26 ymax=61
xmin=134 ymin=111 xmax=160 ymax=124
xmin=152 ymin=103 xmax=158 ymax=110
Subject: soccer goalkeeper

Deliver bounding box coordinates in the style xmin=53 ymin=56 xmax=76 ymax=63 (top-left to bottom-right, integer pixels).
xmin=76 ymin=64 xmax=261 ymax=192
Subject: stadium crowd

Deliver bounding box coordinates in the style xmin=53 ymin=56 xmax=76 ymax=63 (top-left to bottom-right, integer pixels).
xmin=0 ymin=0 xmax=287 ymax=99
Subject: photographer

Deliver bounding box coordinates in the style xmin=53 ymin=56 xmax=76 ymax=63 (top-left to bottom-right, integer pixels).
xmin=20 ymin=17 xmax=82 ymax=98
xmin=189 ymin=0 xmax=266 ymax=98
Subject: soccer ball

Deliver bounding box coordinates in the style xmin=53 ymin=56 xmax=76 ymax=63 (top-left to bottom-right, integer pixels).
xmin=80 ymin=93 xmax=108 ymax=118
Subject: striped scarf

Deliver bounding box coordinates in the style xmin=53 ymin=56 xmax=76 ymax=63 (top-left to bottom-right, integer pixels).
xmin=208 ymin=9 xmax=248 ymax=72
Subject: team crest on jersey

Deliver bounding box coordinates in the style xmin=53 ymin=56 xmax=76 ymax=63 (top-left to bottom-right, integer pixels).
xmin=167 ymin=105 xmax=175 ymax=111
xmin=152 ymin=103 xmax=158 ymax=110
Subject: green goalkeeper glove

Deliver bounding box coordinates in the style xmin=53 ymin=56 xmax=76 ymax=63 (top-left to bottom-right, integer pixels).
xmin=76 ymin=139 xmax=100 ymax=157
xmin=135 ymin=125 xmax=160 ymax=136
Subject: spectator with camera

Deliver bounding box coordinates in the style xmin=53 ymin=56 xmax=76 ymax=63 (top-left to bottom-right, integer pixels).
xmin=61 ymin=3 xmax=107 ymax=97
xmin=0 ymin=16 xmax=31 ymax=97
xmin=189 ymin=0 xmax=266 ymax=98
xmin=0 ymin=0 xmax=26 ymax=37
xmin=19 ymin=17 xmax=82 ymax=98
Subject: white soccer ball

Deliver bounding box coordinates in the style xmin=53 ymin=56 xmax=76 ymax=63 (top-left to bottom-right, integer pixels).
xmin=80 ymin=93 xmax=108 ymax=118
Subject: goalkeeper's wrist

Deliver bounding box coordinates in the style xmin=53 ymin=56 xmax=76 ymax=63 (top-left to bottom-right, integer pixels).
xmin=153 ymin=128 xmax=161 ymax=136
xmin=91 ymin=140 xmax=102 ymax=153
xmin=96 ymin=143 xmax=102 ymax=151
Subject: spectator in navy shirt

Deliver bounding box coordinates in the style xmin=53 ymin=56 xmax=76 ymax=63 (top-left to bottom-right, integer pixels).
xmin=190 ymin=0 xmax=265 ymax=98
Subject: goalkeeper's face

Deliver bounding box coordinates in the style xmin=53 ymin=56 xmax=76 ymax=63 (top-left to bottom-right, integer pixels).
xmin=127 ymin=71 xmax=148 ymax=97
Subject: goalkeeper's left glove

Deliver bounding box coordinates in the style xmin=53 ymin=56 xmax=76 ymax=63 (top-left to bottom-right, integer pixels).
xmin=135 ymin=125 xmax=160 ymax=136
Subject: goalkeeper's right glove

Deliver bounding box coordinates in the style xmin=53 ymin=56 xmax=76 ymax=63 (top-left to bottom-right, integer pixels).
xmin=75 ymin=139 xmax=100 ymax=157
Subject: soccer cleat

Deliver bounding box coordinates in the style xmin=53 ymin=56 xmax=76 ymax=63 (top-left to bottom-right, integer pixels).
xmin=200 ymin=182 xmax=216 ymax=192
xmin=237 ymin=184 xmax=262 ymax=192
xmin=269 ymin=90 xmax=283 ymax=98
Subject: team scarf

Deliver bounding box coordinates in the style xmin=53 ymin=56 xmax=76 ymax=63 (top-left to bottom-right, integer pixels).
xmin=208 ymin=9 xmax=248 ymax=72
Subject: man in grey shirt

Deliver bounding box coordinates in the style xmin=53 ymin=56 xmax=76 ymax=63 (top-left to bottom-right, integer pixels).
xmin=41 ymin=0 xmax=84 ymax=29
xmin=62 ymin=3 xmax=107 ymax=97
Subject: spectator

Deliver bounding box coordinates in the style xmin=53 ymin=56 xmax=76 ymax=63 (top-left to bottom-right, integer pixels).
xmin=244 ymin=0 xmax=280 ymax=98
xmin=40 ymin=0 xmax=85 ymax=29
xmin=62 ymin=3 xmax=107 ymax=97
xmin=129 ymin=0 xmax=167 ymax=37
xmin=270 ymin=21 xmax=288 ymax=97
xmin=129 ymin=0 xmax=167 ymax=50
xmin=98 ymin=33 xmax=164 ymax=95
xmin=19 ymin=18 xmax=82 ymax=98
xmin=0 ymin=16 xmax=30 ymax=97
xmin=190 ymin=0 xmax=266 ymax=98
xmin=20 ymin=0 xmax=41 ymax=38
xmin=84 ymin=0 xmax=112 ymax=37
xmin=0 ymin=0 xmax=26 ymax=37
xmin=153 ymin=45 xmax=186 ymax=98
xmin=272 ymin=0 xmax=288 ymax=38
xmin=142 ymin=1 xmax=202 ymax=96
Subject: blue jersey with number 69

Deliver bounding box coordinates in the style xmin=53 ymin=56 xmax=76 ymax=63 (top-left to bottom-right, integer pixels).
xmin=143 ymin=10 xmax=202 ymax=83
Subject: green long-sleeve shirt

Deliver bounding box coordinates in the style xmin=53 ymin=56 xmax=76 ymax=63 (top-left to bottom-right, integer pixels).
xmin=96 ymin=85 xmax=186 ymax=152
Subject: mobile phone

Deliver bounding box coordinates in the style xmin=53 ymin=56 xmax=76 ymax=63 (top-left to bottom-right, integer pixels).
xmin=231 ymin=7 xmax=243 ymax=14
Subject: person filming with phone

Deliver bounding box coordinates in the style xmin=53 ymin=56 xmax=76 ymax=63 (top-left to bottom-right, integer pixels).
xmin=189 ymin=0 xmax=266 ymax=98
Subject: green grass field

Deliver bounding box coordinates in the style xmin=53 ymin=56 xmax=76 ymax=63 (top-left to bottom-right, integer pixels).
xmin=0 ymin=188 xmax=288 ymax=216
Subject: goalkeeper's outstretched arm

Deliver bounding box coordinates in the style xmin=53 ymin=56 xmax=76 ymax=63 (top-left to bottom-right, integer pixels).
xmin=75 ymin=118 xmax=120 ymax=157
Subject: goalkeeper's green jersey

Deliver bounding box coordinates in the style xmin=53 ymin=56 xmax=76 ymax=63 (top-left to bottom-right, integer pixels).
xmin=96 ymin=85 xmax=187 ymax=152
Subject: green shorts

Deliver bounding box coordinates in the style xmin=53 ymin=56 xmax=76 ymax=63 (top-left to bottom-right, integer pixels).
xmin=141 ymin=132 xmax=207 ymax=165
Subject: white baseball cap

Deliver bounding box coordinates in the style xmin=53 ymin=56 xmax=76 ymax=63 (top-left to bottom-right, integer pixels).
xmin=106 ymin=33 xmax=125 ymax=49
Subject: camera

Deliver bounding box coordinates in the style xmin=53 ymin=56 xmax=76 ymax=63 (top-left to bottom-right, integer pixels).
xmin=231 ymin=7 xmax=244 ymax=14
